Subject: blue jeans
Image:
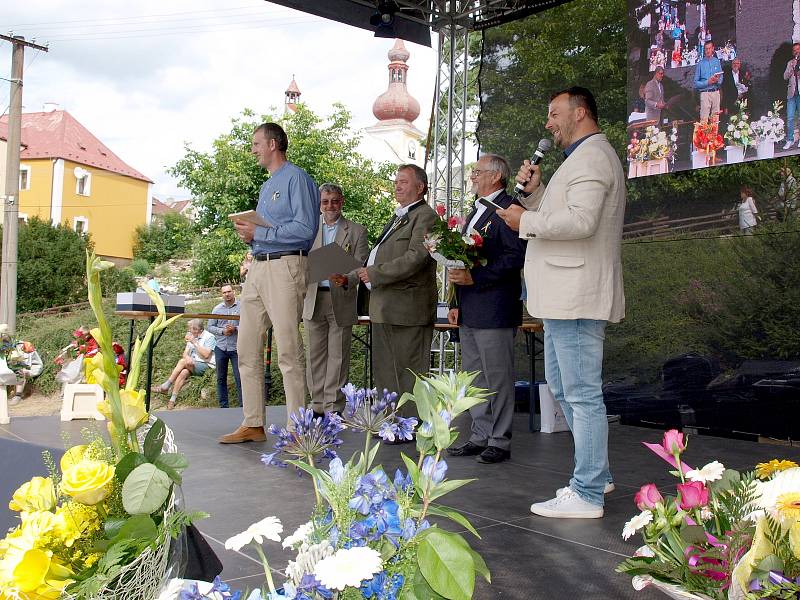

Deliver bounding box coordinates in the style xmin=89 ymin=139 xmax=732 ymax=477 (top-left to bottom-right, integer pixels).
xmin=787 ymin=95 xmax=800 ymax=142
xmin=214 ymin=347 xmax=242 ymax=408
xmin=543 ymin=319 xmax=611 ymax=506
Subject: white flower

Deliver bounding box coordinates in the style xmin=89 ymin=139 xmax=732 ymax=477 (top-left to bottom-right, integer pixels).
xmin=286 ymin=540 xmax=334 ymax=584
xmin=155 ymin=579 xmax=185 ymax=600
xmin=225 ymin=516 xmax=283 ymax=551
xmin=687 ymin=461 xmax=725 ymax=484
xmin=314 ymin=546 xmax=383 ymax=590
xmin=622 ymin=510 xmax=653 ymax=540
xmin=282 ymin=521 xmax=314 ymax=549
xmin=0 ymin=323 xmax=8 ymax=334
xmin=754 ymin=467 xmax=800 ymax=518
xmin=462 ymin=235 xmax=475 ymax=246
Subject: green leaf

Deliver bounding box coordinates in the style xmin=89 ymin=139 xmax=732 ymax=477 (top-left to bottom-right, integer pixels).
xmin=417 ymin=529 xmax=476 ymax=600
xmin=143 ymin=419 xmax=166 ymax=462
xmin=399 ymin=567 xmax=448 ymax=600
xmin=432 ymin=410 xmax=451 ymax=451
xmin=287 ymin=459 xmax=325 ymax=480
xmin=710 ymin=469 xmax=741 ymax=494
xmin=114 ymin=514 xmax=158 ymax=543
xmin=401 ymin=453 xmax=421 ymax=489
xmin=679 ymin=524 xmax=708 ymax=545
xmin=755 ymin=553 xmax=784 ymax=575
xmin=115 ymin=452 xmax=147 ymax=483
xmin=467 ymin=545 xmax=491 ymax=583
xmin=425 ymin=504 xmax=481 ymax=538
xmin=103 ymin=517 xmax=127 ymax=540
xmin=122 ymin=463 xmax=172 ymax=515
xmin=155 ymin=453 xmax=189 ymax=485
xmin=428 ymin=478 xmax=476 ymax=502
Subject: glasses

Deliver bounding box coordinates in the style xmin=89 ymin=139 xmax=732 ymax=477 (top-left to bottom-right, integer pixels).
xmin=470 ymin=169 xmax=495 ymax=178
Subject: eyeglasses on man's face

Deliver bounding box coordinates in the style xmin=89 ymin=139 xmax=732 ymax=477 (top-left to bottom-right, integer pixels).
xmin=470 ymin=169 xmax=495 ymax=178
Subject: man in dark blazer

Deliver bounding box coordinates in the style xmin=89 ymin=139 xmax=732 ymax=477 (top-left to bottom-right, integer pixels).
xmin=446 ymin=154 xmax=526 ymax=464
xmin=358 ymin=164 xmax=438 ymax=419
xmin=303 ymin=183 xmax=369 ymax=416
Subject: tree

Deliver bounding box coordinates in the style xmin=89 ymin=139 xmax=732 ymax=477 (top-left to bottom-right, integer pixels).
xmin=171 ymin=104 xmax=396 ymax=285
xmin=132 ymin=212 xmax=196 ymax=264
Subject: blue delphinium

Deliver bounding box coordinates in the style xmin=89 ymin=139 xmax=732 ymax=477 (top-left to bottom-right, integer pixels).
xmin=378 ymin=415 xmax=418 ymax=442
xmin=401 ymin=516 xmax=430 ymax=541
xmin=361 ymin=571 xmax=405 ymax=600
xmin=348 ymin=470 xmax=394 ymax=515
xmin=261 ymin=407 xmax=344 ymax=469
xmin=393 ymin=469 xmax=412 ymax=492
xmin=179 ymin=576 xmax=242 ymax=600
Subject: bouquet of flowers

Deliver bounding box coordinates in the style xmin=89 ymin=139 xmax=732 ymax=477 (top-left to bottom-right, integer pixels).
xmin=0 ymin=253 xmax=202 ymax=599
xmin=424 ymin=203 xmax=487 ymax=270
xmin=617 ymin=429 xmax=800 ymax=600
xmin=628 ymin=125 xmax=678 ymax=162
xmin=693 ymin=119 xmax=725 ymax=164
xmin=683 ymin=47 xmax=699 ymax=66
xmin=194 ymin=372 xmax=493 ymax=600
xmin=724 ymin=100 xmax=754 ymax=148
xmin=0 ymin=323 xmax=29 ymax=373
xmin=751 ymin=102 xmax=786 ymax=144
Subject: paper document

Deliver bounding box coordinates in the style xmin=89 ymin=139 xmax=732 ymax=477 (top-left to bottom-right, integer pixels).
xmin=228 ymin=210 xmax=271 ymax=228
xmin=308 ymin=243 xmax=361 ymax=284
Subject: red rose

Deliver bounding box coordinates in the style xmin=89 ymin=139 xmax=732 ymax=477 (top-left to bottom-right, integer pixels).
xmin=435 ymin=203 xmax=447 ymax=217
xmin=471 ymin=233 xmax=483 ymax=247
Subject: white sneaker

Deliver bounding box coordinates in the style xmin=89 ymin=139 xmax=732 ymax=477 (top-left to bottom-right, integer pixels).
xmin=556 ymin=482 xmax=615 ymax=497
xmin=530 ymin=488 xmax=604 ymax=519
xmin=8 ymin=395 xmax=21 ymax=406
xmin=783 ymin=141 xmax=794 ymax=150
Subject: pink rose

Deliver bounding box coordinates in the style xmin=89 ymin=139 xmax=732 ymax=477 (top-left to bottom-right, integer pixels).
xmin=634 ymin=483 xmax=663 ymax=510
xmin=677 ymin=481 xmax=709 ymax=510
xmin=447 ymin=216 xmax=465 ymax=229
xmin=662 ymin=429 xmax=686 ymax=455
xmin=435 ymin=203 xmax=446 ymax=217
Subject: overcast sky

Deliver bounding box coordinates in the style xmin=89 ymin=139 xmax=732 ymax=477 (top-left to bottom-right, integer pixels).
xmin=1 ymin=0 xmax=438 ymax=199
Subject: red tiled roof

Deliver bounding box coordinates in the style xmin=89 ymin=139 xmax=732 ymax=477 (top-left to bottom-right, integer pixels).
xmin=151 ymin=197 xmax=173 ymax=216
xmin=0 ymin=110 xmax=152 ymax=183
xmin=171 ymin=199 xmax=192 ymax=213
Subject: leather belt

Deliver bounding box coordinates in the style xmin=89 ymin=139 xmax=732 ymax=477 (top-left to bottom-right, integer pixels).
xmin=317 ymin=286 xmax=331 ymax=291
xmin=254 ymin=250 xmax=307 ymax=261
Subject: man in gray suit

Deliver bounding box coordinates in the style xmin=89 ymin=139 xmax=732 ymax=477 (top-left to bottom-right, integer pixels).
xmin=303 ymin=183 xmax=369 ymax=416
xmin=357 ymin=164 xmax=438 ymax=422
xmin=644 ymin=66 xmax=666 ymax=124
xmin=499 ymin=87 xmax=625 ymax=519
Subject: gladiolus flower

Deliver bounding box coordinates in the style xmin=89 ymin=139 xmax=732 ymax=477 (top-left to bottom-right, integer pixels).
xmin=634 ymin=483 xmax=663 ymax=510
xmin=677 ymin=481 xmax=709 ymax=510
xmin=662 ymin=429 xmax=686 ymax=455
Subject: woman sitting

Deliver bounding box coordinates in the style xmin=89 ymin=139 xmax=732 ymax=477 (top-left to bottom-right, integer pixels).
xmin=152 ymin=319 xmax=216 ymax=409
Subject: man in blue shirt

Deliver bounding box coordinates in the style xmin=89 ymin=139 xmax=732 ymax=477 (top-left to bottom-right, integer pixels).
xmin=694 ymin=40 xmax=723 ymax=122
xmin=207 ymin=284 xmax=241 ymax=409
xmin=219 ymin=122 xmax=319 ymax=443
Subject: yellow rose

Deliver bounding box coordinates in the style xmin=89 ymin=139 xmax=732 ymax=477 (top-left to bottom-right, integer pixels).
xmin=8 ymin=477 xmax=56 ymax=513
xmin=59 ymin=445 xmax=88 ymax=472
xmin=97 ymin=389 xmax=148 ymax=431
xmin=60 ymin=460 xmax=115 ymax=506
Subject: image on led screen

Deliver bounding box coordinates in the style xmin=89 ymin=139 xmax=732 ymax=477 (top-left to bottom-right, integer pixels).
xmin=627 ymin=0 xmax=800 ymax=178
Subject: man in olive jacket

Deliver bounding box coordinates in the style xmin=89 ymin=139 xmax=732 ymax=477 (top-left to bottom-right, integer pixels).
xmin=358 ymin=164 xmax=437 ymax=417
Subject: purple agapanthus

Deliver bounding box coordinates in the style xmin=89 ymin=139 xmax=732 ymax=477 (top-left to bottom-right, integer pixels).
xmin=341 ymin=384 xmax=405 ymax=436
xmin=261 ymin=408 xmax=344 ymax=469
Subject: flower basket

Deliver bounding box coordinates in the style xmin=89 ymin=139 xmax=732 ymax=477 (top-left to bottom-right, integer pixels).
xmin=756 ymin=140 xmax=774 ymax=160
xmin=628 ymin=158 xmax=670 ymax=178
xmin=725 ymin=146 xmax=745 ymax=164
xmin=692 ymin=150 xmax=711 ymax=169
xmin=61 ymin=417 xmax=181 ymax=600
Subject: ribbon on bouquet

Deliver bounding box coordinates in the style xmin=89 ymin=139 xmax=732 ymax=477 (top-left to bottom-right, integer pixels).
xmin=748 ymin=571 xmax=800 ymax=596
xmin=682 ymin=517 xmax=736 ymax=585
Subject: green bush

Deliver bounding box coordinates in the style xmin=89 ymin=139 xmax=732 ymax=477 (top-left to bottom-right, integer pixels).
xmin=130 ymin=258 xmax=151 ymax=276
xmin=99 ymin=266 xmax=138 ymax=295
xmin=3 ymin=217 xmax=91 ymax=312
xmin=132 ymin=212 xmax=196 ymax=264
xmin=190 ymin=227 xmax=246 ymax=287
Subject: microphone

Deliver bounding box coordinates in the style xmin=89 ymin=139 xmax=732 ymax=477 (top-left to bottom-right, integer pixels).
xmin=514 ymin=138 xmax=553 ymax=194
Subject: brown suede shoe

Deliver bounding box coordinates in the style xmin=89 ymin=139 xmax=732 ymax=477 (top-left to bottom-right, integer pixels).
xmin=217 ymin=426 xmax=267 ymax=444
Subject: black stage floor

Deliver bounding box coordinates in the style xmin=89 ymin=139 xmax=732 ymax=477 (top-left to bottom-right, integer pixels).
xmin=3 ymin=407 xmax=800 ymax=599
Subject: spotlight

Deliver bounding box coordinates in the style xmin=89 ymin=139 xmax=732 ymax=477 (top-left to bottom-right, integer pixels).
xmin=370 ymin=1 xmax=397 ymax=38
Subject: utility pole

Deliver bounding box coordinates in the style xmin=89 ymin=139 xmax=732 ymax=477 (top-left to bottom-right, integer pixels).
xmin=0 ymin=34 xmax=48 ymax=333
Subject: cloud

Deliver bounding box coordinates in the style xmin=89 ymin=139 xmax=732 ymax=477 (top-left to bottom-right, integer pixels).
xmin=1 ymin=0 xmax=438 ymax=198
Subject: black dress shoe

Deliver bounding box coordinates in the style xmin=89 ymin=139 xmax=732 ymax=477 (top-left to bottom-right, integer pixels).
xmin=476 ymin=446 xmax=510 ymax=464
xmin=447 ymin=441 xmax=486 ymax=457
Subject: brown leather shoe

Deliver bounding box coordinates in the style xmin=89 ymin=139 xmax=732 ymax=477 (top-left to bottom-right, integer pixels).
xmin=217 ymin=426 xmax=267 ymax=444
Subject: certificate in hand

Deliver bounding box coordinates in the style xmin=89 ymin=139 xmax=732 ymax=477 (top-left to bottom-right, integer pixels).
xmin=308 ymin=243 xmax=361 ymax=284
xmin=228 ymin=210 xmax=271 ymax=228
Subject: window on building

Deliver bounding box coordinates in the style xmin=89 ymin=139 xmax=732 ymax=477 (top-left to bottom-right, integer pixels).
xmin=74 ymin=216 xmax=89 ymax=235
xmin=18 ymin=213 xmax=28 ymax=224
xmin=19 ymin=165 xmax=31 ymax=191
xmin=75 ymin=170 xmax=92 ymax=196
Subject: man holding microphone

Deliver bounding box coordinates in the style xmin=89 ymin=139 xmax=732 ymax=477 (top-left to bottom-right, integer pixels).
xmin=497 ymin=87 xmax=625 ymax=519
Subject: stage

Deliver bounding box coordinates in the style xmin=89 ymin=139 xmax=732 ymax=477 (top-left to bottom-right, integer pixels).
xmin=3 ymin=407 xmax=799 ymax=599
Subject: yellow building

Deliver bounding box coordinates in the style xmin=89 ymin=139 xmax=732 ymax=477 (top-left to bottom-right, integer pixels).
xmin=0 ymin=110 xmax=152 ymax=261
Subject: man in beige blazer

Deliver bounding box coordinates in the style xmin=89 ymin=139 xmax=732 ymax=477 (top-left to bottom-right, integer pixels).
xmin=358 ymin=164 xmax=438 ymax=423
xmin=499 ymin=87 xmax=625 ymax=519
xmin=303 ymin=183 xmax=369 ymax=416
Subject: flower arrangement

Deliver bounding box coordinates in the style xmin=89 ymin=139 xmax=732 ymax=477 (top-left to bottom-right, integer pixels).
xmin=203 ymin=372 xmax=492 ymax=600
xmin=724 ymin=100 xmax=754 ymax=148
xmin=0 ymin=323 xmax=31 ymax=373
xmin=628 ymin=125 xmax=678 ymax=162
xmin=0 ymin=253 xmax=202 ymax=599
xmin=751 ymin=101 xmax=786 ymax=144
xmin=682 ymin=47 xmax=699 ymax=66
xmin=424 ymin=203 xmax=487 ymax=270
xmin=693 ymin=118 xmax=725 ymax=165
xmin=617 ymin=429 xmax=800 ymax=599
